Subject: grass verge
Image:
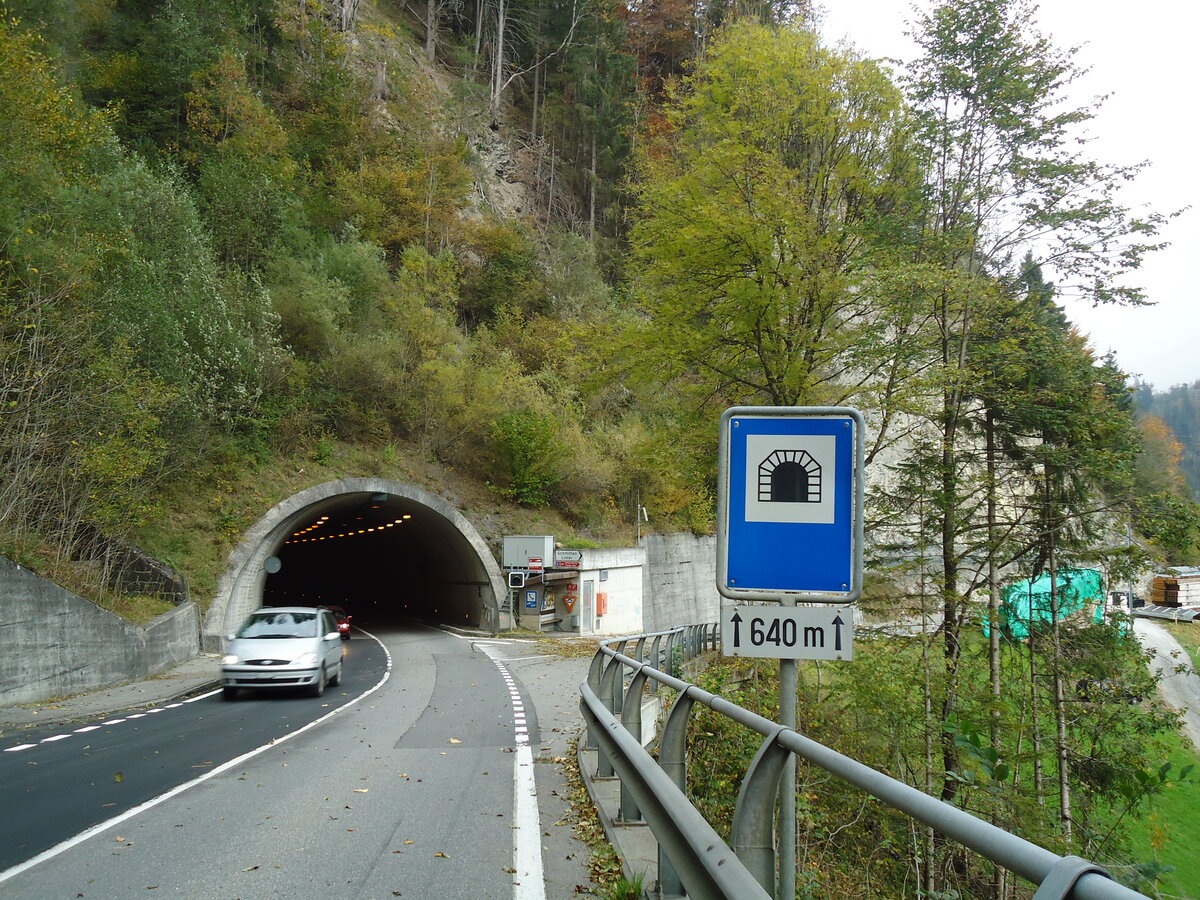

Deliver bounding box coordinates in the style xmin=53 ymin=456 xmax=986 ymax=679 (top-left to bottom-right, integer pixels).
xmin=1119 ymin=730 xmax=1200 ymax=899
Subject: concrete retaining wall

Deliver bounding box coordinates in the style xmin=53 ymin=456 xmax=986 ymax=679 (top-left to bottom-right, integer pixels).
xmin=0 ymin=555 xmax=200 ymax=707
xmin=641 ymin=533 xmax=721 ymax=632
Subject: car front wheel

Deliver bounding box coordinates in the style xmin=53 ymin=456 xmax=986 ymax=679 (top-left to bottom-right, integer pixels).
xmin=310 ymin=665 xmax=326 ymax=697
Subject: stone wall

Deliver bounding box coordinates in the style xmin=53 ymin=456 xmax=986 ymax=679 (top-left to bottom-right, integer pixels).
xmin=0 ymin=555 xmax=200 ymax=707
xmin=641 ymin=533 xmax=721 ymax=632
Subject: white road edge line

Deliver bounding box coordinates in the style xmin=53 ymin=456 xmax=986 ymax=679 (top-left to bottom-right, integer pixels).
xmin=513 ymin=743 xmax=546 ymax=900
xmin=479 ymin=647 xmax=547 ymax=900
xmin=0 ymin=629 xmax=392 ymax=887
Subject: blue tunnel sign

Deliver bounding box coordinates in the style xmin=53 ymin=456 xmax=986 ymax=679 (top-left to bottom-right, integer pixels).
xmin=717 ymin=407 xmax=864 ymax=602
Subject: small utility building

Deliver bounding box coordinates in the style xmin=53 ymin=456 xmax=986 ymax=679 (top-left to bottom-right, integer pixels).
xmin=503 ymin=536 xmax=644 ymax=634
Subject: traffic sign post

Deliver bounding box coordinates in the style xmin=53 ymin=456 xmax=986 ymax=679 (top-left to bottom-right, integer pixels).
xmin=716 ymin=406 xmax=863 ymax=900
xmin=722 ymin=604 xmax=853 ymax=660
xmin=717 ymin=406 xmax=864 ymax=602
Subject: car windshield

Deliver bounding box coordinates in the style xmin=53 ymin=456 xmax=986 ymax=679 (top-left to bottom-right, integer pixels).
xmin=236 ymin=611 xmax=318 ymax=639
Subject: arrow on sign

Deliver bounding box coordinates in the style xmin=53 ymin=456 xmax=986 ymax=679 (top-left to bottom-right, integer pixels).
xmin=730 ymin=609 xmax=743 ymax=648
xmin=832 ymin=613 xmax=844 ymax=652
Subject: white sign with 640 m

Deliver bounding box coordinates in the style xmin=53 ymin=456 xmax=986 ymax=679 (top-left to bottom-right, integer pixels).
xmin=721 ymin=604 xmax=854 ymax=661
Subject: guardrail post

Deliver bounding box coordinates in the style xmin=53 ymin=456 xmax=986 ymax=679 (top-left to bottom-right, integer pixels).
xmin=658 ymin=690 xmax=697 ymax=898
xmin=650 ymin=634 xmax=664 ymax=681
xmin=732 ymin=728 xmax=791 ymax=896
xmin=596 ymin=654 xmax=626 ymax=778
xmin=584 ymin=650 xmax=606 ymax=751
xmin=634 ymin=635 xmax=647 ymax=664
xmin=619 ymin=667 xmax=650 ymax=822
xmin=610 ymin=640 xmax=629 ymax=715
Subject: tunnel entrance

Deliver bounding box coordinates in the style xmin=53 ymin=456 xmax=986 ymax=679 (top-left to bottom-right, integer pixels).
xmin=203 ymin=478 xmax=507 ymax=647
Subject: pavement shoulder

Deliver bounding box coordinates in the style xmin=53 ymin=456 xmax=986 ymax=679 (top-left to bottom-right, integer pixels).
xmin=0 ymin=654 xmax=222 ymax=732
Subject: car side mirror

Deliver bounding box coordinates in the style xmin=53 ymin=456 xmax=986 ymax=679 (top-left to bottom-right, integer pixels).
xmin=224 ymin=633 xmax=235 ymax=642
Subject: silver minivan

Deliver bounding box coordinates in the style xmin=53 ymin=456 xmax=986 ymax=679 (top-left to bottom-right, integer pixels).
xmin=221 ymin=606 xmax=345 ymax=700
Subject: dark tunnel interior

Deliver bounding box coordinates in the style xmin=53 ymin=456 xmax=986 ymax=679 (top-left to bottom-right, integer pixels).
xmin=258 ymin=491 xmax=493 ymax=631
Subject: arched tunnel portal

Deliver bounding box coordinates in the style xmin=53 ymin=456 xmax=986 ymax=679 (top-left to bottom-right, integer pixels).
xmin=203 ymin=478 xmax=507 ymax=648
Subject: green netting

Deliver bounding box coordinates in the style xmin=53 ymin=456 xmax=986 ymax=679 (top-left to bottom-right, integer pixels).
xmin=984 ymin=568 xmax=1105 ymax=640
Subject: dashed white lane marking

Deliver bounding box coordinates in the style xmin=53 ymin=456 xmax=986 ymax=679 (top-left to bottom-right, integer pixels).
xmin=479 ymin=645 xmax=546 ymax=900
xmin=5 ymin=690 xmax=222 ymax=755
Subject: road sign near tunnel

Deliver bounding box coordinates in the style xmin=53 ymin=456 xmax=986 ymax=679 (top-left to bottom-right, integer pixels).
xmin=723 ymin=604 xmax=854 ymax=660
xmin=717 ymin=407 xmax=864 ymax=603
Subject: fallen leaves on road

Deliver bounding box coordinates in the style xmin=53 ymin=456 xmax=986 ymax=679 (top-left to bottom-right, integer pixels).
xmin=434 ymin=851 xmax=450 ymax=859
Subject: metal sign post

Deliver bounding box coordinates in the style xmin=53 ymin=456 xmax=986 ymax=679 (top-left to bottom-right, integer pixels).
xmin=717 ymin=406 xmax=864 ymax=900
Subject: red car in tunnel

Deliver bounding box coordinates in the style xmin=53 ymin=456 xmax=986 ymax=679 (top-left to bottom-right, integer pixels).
xmin=322 ymin=605 xmax=352 ymax=640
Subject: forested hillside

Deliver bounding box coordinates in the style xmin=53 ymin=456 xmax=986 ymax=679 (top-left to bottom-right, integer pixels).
xmin=1134 ymin=381 xmax=1200 ymax=502
xmin=3 ymin=0 xmax=1200 ymax=892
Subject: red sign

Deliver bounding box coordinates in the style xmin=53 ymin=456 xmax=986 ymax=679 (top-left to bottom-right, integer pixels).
xmin=528 ymin=557 xmax=543 ymax=572
xmin=556 ymin=560 xmax=581 ymax=568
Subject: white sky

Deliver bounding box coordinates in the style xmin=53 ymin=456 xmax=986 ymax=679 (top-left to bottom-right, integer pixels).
xmin=817 ymin=0 xmax=1199 ymax=390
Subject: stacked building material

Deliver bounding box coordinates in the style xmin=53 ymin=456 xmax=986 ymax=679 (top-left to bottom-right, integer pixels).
xmin=1149 ymin=567 xmax=1200 ymax=607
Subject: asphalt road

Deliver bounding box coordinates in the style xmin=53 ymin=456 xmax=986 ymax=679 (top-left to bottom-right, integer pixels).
xmin=0 ymin=624 xmax=594 ymax=899
xmin=1133 ymin=617 xmax=1200 ymax=750
xmin=0 ymin=637 xmax=388 ymax=872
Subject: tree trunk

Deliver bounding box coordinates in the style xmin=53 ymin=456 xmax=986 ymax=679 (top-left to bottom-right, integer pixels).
xmin=490 ymin=0 xmax=506 ymax=125
xmin=589 ymin=129 xmax=598 ymax=240
xmin=530 ymin=54 xmax=541 ymax=142
xmin=425 ymin=0 xmax=437 ymax=61
xmin=1046 ymin=491 xmax=1073 ymax=844
xmin=1030 ymin=630 xmax=1044 ymax=804
xmin=986 ymin=411 xmax=1005 ymax=900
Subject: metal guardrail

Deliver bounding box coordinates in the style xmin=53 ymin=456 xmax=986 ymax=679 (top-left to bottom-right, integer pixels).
xmin=580 ymin=625 xmax=1149 ymax=900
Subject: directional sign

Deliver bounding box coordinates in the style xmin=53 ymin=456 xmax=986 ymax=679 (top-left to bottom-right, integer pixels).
xmin=717 ymin=407 xmax=864 ymax=602
xmin=722 ymin=605 xmax=854 ymax=660
xmin=554 ymin=549 xmax=583 ymax=563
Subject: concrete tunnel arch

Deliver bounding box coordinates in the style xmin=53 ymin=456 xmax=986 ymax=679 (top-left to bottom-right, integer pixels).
xmin=203 ymin=478 xmax=507 ymax=648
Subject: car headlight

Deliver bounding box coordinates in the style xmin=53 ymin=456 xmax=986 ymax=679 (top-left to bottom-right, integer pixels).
xmin=294 ymin=651 xmax=319 ymax=666
xmin=222 ymin=654 xmax=240 ymax=665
